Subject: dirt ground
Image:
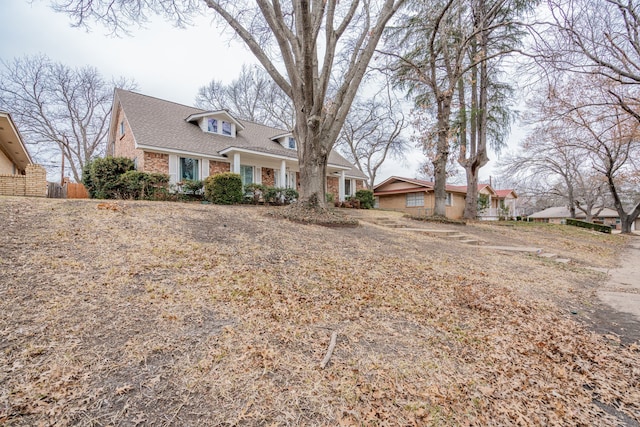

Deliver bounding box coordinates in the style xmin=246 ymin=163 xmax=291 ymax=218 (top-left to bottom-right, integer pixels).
xmin=1 ymin=197 xmax=639 ymax=426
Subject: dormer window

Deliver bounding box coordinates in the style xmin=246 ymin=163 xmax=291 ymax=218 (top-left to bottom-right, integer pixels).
xmin=222 ymin=121 xmax=232 ymax=136
xmin=187 ymin=110 xmax=243 ymax=138
xmin=288 ymin=137 xmax=296 ymax=149
xmin=207 ymin=118 xmax=218 ymax=133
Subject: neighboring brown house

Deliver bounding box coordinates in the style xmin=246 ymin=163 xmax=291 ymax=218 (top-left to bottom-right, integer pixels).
xmin=373 ymin=177 xmax=468 ymax=219
xmin=373 ymin=176 xmax=519 ymax=220
xmin=0 ymin=111 xmax=47 ymax=197
xmin=528 ymin=206 xmax=622 ymax=229
xmin=107 ymin=89 xmax=366 ymax=201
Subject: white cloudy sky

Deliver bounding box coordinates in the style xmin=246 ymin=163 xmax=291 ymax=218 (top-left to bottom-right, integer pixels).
xmin=1 ymin=0 xmax=517 ymax=183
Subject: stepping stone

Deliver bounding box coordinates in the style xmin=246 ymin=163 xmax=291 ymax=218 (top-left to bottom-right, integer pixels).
xmin=459 ymin=239 xmax=479 ymax=245
xmin=538 ymin=253 xmax=558 ymax=259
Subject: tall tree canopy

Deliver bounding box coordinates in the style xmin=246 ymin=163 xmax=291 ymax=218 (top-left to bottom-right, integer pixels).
xmin=386 ymin=0 xmax=533 ymax=217
xmin=521 ymin=0 xmax=640 ymax=232
xmin=0 ymin=54 xmax=136 ymax=182
xmin=55 ymin=0 xmax=408 ymax=207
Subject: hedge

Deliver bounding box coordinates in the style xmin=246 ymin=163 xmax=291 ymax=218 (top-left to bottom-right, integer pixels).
xmin=566 ymin=218 xmax=612 ymax=234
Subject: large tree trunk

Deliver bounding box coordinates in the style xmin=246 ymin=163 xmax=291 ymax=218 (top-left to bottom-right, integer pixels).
xmin=464 ymin=163 xmax=480 ymax=219
xmin=433 ymin=95 xmax=452 ymax=217
xmin=607 ymin=174 xmax=640 ymax=234
xmin=298 ymin=143 xmax=328 ymax=208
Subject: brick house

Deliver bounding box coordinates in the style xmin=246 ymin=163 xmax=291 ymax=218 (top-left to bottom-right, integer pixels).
xmin=0 ymin=111 xmax=47 ymax=197
xmin=373 ymin=176 xmax=468 ymax=218
xmin=373 ymin=176 xmax=518 ymax=220
xmin=107 ymin=89 xmax=366 ymax=201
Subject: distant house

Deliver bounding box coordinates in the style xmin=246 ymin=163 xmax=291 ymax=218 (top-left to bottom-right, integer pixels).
xmin=107 ymin=89 xmax=366 ymax=201
xmin=528 ymin=206 xmax=622 ymax=229
xmin=482 ymin=188 xmax=520 ymax=220
xmin=0 ymin=111 xmax=47 ymax=197
xmin=373 ymin=176 xmax=518 ymax=220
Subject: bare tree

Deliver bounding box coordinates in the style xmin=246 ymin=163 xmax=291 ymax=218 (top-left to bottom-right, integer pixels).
xmin=54 ymin=0 xmax=407 ymax=208
xmin=196 ymin=64 xmax=294 ymax=129
xmin=525 ymin=0 xmax=640 ymax=232
xmin=336 ymin=86 xmax=409 ymax=188
xmin=0 ymin=54 xmax=136 ymax=182
xmin=574 ymin=171 xmax=609 ymax=223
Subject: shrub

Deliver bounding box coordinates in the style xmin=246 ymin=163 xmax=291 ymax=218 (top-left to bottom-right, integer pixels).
xmin=354 ymin=189 xmax=374 ymax=209
xmin=118 ymin=171 xmax=169 ymax=200
xmin=326 ymin=193 xmax=335 ymax=204
xmin=180 ymin=179 xmax=204 ymax=196
xmin=83 ymin=157 xmax=135 ymax=199
xmin=263 ymin=187 xmax=299 ymax=205
xmin=204 ymin=173 xmax=243 ymax=205
xmin=566 ymin=218 xmax=612 ymax=234
xmin=244 ymin=183 xmax=267 ymax=204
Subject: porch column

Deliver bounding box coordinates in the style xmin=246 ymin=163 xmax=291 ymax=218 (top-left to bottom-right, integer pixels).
xmin=280 ymin=160 xmax=287 ymax=188
xmin=233 ymin=153 xmax=241 ymax=174
xmin=339 ymin=171 xmax=345 ymax=201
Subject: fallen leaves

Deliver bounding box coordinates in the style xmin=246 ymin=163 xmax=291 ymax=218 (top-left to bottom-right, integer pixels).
xmin=0 ymin=197 xmax=638 ymax=425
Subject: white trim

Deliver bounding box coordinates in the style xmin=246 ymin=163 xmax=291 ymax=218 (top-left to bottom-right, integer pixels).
xmin=270 ymin=132 xmax=293 ymax=141
xmin=201 ymin=159 xmax=210 ymax=180
xmin=168 ymin=154 xmax=178 ymax=185
xmin=135 ymin=144 xmax=228 ymax=161
xmin=279 ymin=160 xmax=287 ymax=189
xmin=255 ymin=166 xmax=262 ymax=184
xmin=233 ymin=153 xmax=241 ymax=174
xmin=220 ymin=146 xmax=297 ymax=162
xmin=339 ymin=171 xmax=345 ymax=202
xmin=220 ymin=146 xmax=352 ymax=171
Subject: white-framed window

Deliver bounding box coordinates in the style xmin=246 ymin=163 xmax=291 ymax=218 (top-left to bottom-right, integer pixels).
xmin=240 ymin=165 xmax=254 ymax=185
xmin=222 ymin=121 xmax=232 ymax=136
xmin=446 ymin=192 xmax=453 ymax=206
xmin=207 ymin=118 xmax=218 ymax=133
xmin=288 ymin=137 xmax=296 ymax=149
xmin=344 ymin=179 xmax=354 ymax=197
xmin=406 ymin=192 xmax=424 ymax=207
xmin=119 ymin=120 xmax=125 ymax=136
xmin=180 ymin=157 xmax=199 ymax=181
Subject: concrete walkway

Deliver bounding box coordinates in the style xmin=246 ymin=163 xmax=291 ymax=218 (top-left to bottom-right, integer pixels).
xmin=598 ymin=239 xmax=640 ymax=320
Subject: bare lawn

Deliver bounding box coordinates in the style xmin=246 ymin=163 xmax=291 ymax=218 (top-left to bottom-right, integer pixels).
xmin=1 ymin=197 xmax=639 ymax=426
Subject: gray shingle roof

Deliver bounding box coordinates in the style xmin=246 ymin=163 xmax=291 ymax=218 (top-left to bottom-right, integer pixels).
xmin=528 ymin=206 xmax=619 ymax=219
xmin=115 ymin=89 xmax=366 ymax=178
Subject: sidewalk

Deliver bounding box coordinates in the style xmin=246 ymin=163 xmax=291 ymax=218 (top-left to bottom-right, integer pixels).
xmin=598 ymin=238 xmax=640 ymax=320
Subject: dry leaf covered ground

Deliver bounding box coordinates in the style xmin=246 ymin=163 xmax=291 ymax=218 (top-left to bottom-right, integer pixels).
xmin=1 ymin=196 xmax=639 ymax=426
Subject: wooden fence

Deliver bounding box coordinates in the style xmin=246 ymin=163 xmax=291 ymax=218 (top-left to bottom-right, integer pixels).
xmin=47 ymin=181 xmax=89 ymax=199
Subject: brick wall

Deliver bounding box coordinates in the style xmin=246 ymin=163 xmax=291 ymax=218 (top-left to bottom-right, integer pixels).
xmin=327 ymin=176 xmax=339 ymax=201
xmin=113 ymin=106 xmax=145 ymax=170
xmin=262 ymin=167 xmax=275 ymax=187
xmin=144 ymin=152 xmax=169 ymax=174
xmin=209 ymin=160 xmax=231 ymax=176
xmin=0 ymin=164 xmax=47 ymax=197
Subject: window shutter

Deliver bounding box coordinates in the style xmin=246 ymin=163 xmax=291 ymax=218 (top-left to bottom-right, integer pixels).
xmin=168 ymin=155 xmax=178 ymax=185
xmin=255 ymin=167 xmax=262 ymax=184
